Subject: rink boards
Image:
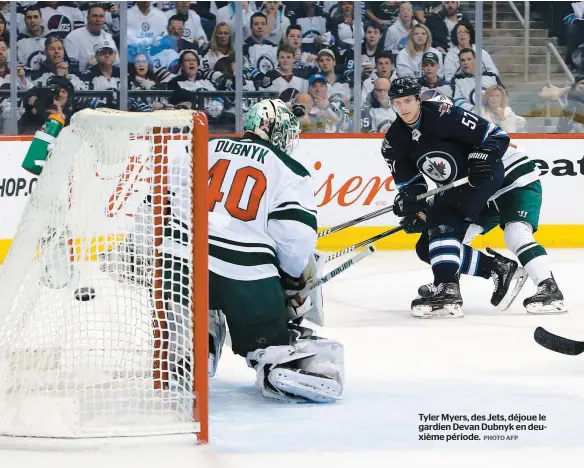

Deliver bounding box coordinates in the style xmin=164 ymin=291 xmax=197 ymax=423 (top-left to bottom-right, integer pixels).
xmin=0 ymin=134 xmax=582 ymax=262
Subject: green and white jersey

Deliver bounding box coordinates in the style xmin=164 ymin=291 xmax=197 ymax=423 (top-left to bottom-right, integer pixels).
xmin=489 ymin=142 xmax=540 ymax=201
xmin=205 ymin=137 xmax=317 ymax=281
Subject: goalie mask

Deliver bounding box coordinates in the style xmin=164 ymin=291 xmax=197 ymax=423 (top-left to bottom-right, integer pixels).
xmin=244 ymin=99 xmax=301 ymax=155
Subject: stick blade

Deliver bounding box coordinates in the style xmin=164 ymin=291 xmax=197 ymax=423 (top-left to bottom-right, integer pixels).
xmin=534 ymin=327 xmax=584 ymax=356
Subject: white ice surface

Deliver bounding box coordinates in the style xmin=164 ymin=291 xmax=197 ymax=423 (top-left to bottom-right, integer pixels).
xmin=2 ymin=249 xmax=584 ymax=467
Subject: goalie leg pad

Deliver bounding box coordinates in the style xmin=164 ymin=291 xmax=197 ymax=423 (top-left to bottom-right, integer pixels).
xmin=247 ymin=337 xmax=344 ymax=403
xmin=208 ymin=309 xmax=226 ymax=377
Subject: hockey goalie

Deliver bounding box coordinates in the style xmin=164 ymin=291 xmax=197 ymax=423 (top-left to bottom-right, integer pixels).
xmin=102 ymin=100 xmax=344 ymax=403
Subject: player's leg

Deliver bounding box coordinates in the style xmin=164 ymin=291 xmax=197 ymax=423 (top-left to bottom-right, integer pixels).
xmin=411 ymin=168 xmax=504 ymax=318
xmin=209 ymin=271 xmax=343 ymax=403
xmin=497 ymin=181 xmax=566 ymax=314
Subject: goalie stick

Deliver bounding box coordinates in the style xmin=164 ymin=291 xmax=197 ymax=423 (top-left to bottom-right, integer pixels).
xmin=533 ymin=327 xmax=584 ymax=356
xmin=317 ymin=177 xmax=469 ymax=239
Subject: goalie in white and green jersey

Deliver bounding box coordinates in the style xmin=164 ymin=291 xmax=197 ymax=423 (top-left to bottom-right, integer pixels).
xmin=161 ymin=99 xmax=343 ymax=403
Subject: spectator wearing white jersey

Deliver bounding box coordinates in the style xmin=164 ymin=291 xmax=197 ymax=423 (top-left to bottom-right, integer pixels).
xmin=396 ymin=23 xmax=443 ymax=78
xmin=384 ymin=1 xmax=416 ymax=56
xmin=287 ymin=1 xmax=329 ymax=51
xmin=200 ymin=22 xmax=233 ymax=75
xmin=452 ymin=48 xmax=503 ymax=112
xmin=443 ymin=20 xmax=498 ymax=81
xmin=64 ymin=5 xmax=119 ymax=72
xmin=165 ymin=1 xmax=207 ymax=46
xmin=17 ymin=5 xmax=46 ymax=70
xmin=128 ymin=1 xmax=168 ymax=48
xmin=259 ymin=44 xmax=308 ymax=95
xmin=40 ymin=1 xmax=84 ymax=38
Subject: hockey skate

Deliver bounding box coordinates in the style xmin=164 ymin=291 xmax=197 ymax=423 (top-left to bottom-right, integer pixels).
xmin=524 ymin=277 xmax=568 ymax=315
xmin=416 ymin=273 xmax=459 ymax=298
xmin=486 ymin=247 xmax=528 ymax=310
xmin=411 ymin=282 xmax=464 ymax=319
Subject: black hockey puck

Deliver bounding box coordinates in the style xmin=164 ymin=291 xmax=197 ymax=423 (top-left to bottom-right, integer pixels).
xmin=74 ymin=287 xmax=96 ymax=302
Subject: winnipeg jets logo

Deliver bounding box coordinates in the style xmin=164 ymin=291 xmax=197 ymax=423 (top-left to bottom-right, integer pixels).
xmin=411 ymin=129 xmax=421 ymax=142
xmin=417 ymin=151 xmax=457 ymax=184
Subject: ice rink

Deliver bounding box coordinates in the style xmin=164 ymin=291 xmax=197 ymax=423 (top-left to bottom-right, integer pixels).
xmin=2 ymin=249 xmax=584 ymax=467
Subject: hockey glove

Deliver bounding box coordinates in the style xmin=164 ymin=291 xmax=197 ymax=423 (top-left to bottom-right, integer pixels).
xmin=468 ymin=150 xmax=494 ymax=188
xmin=393 ymin=185 xmax=427 ymax=217
xmin=399 ymin=211 xmax=427 ymax=234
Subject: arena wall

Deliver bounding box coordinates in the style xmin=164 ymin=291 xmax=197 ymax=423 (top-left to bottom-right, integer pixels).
xmin=0 ymin=134 xmax=582 ymax=263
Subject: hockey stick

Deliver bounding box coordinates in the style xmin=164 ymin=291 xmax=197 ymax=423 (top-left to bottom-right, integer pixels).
xmin=300 ymin=245 xmax=376 ymax=298
xmin=533 ymin=327 xmax=584 ymax=356
xmin=326 ymin=224 xmax=405 ymax=261
xmin=317 ymin=177 xmax=470 ymax=238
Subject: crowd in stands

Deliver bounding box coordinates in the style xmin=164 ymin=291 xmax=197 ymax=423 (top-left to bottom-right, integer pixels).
xmin=0 ymin=1 xmax=579 ymax=134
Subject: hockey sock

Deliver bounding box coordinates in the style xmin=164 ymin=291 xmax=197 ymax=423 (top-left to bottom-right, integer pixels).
xmin=459 ymin=244 xmax=494 ymax=279
xmin=428 ymin=236 xmax=461 ymax=284
xmin=504 ymin=222 xmax=551 ymax=286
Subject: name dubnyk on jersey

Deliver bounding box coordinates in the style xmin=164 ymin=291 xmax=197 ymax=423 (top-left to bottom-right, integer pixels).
xmin=161 ymin=137 xmax=318 ymax=281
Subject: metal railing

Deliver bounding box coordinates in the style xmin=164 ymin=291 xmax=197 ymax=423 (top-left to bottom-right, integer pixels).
xmin=506 ymin=1 xmax=530 ymax=82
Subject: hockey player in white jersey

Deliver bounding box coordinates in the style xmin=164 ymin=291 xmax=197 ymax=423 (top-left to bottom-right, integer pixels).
xmin=191 ymin=100 xmax=343 ymax=402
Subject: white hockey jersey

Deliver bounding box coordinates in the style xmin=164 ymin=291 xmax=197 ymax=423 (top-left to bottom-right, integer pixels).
xmin=127 ymin=5 xmax=167 ymax=48
xmin=490 ymin=142 xmax=540 ymax=201
xmin=396 ymin=47 xmax=444 ymax=79
xmin=63 ymin=28 xmax=119 ymax=72
xmin=443 ymin=45 xmax=499 ymax=82
xmin=16 ymin=35 xmax=46 ymax=70
xmin=452 ymin=72 xmax=502 ymax=112
xmin=204 ymin=137 xmax=317 ymax=281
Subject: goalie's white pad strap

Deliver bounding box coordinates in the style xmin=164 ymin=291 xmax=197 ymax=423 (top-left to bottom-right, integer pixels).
xmin=208 ymin=309 xmax=226 ymax=377
xmin=247 ymin=338 xmax=344 ymax=403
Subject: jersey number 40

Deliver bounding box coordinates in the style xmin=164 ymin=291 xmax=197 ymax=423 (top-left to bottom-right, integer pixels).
xmin=208 ymin=159 xmax=267 ymax=222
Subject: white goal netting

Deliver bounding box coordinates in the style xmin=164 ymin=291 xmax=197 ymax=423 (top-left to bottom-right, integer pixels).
xmin=0 ymin=109 xmax=201 ymax=438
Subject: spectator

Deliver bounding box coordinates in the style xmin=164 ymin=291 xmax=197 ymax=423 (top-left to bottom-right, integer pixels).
xmin=0 ymin=39 xmax=30 ymax=89
xmin=440 ymin=1 xmax=462 ymax=49
xmin=418 ymin=51 xmax=452 ymax=99
xmin=396 ymin=23 xmax=443 ymax=78
xmin=215 ymin=1 xmax=256 ymax=39
xmin=77 ymin=40 xmax=121 ymax=111
xmin=29 ymin=36 xmax=80 ymax=88
xmin=79 ymin=2 xmax=120 ymax=38
xmin=289 ymin=2 xmax=330 ymax=51
xmin=19 ymin=75 xmax=73 ymax=134
xmin=452 ymin=48 xmax=503 ymax=112
xmin=243 ymin=12 xmax=277 ymax=75
xmin=165 ymin=1 xmax=208 ymax=46
xmin=479 ymin=85 xmax=526 ymax=133
xmin=0 ymin=13 xmax=9 ymax=44
xmin=443 ymin=20 xmax=498 ymax=81
xmin=127 ymin=2 xmax=168 ymax=48
xmin=565 ymin=3 xmax=584 ymax=71
xmin=281 ymin=24 xmax=318 ymax=71
xmin=64 ymin=5 xmax=119 ymax=72
xmin=307 ymin=73 xmax=350 ymax=133
xmin=365 ymin=1 xmax=400 ymax=30
xmin=361 ymin=51 xmax=396 ymax=101
xmin=0 ymin=3 xmax=9 ymax=30
xmin=165 ymin=49 xmax=216 ymax=92
xmin=363 ymin=77 xmax=397 ymax=132
xmin=128 ymin=53 xmax=170 ymax=112
xmin=315 ymin=48 xmax=351 ymax=104
xmin=360 ymin=23 xmax=384 ymax=76
xmin=261 ymin=1 xmax=290 ymax=45
xmin=149 ymin=15 xmax=197 ymax=71
xmin=39 ymin=1 xmax=85 ymax=38
xmin=17 ymin=5 xmax=46 ymax=70
xmin=259 ymin=44 xmax=308 ymax=95
xmin=201 ymin=22 xmax=233 ymax=74
xmin=329 ymin=1 xmax=363 ymax=50
xmin=384 ymin=1 xmax=416 ymax=56
xmin=290 ymin=91 xmax=317 ymax=132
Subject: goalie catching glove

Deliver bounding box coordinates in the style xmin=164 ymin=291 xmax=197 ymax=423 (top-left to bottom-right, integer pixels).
xmin=246 ymin=336 xmax=344 ymax=403
xmin=280 ymin=250 xmax=326 ymax=323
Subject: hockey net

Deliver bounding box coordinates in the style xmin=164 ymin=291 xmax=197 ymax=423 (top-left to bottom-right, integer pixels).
xmin=0 ymin=109 xmax=209 ymax=440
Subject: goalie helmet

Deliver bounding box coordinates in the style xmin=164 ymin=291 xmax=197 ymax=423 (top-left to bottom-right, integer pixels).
xmin=244 ymin=99 xmax=301 ymax=155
